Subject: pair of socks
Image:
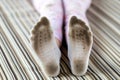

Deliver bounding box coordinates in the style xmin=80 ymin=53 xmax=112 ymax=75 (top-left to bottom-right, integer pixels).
xmin=30 ymin=0 xmax=93 ymax=77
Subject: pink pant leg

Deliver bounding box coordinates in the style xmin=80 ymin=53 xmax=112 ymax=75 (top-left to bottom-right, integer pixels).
xmin=64 ymin=0 xmax=91 ymax=25
xmin=32 ymin=0 xmax=63 ymax=42
xmin=63 ymin=0 xmax=92 ymax=41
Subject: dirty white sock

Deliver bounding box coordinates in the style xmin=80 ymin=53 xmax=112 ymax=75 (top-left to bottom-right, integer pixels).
xmin=63 ymin=0 xmax=93 ymax=76
xmin=32 ymin=0 xmax=63 ymax=42
xmin=31 ymin=0 xmax=63 ymax=76
xmin=68 ymin=16 xmax=93 ymax=76
xmin=30 ymin=17 xmax=61 ymax=77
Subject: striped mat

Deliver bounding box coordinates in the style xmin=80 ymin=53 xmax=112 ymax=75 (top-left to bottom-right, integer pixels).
xmin=0 ymin=0 xmax=120 ymax=80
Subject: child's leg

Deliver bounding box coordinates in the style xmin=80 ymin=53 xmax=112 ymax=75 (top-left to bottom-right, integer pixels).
xmin=63 ymin=0 xmax=93 ymax=76
xmin=30 ymin=0 xmax=63 ymax=77
xmin=32 ymin=0 xmax=63 ymax=46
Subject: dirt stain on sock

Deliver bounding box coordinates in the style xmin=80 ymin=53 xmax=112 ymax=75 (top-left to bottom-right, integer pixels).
xmin=73 ymin=59 xmax=86 ymax=75
xmin=69 ymin=16 xmax=92 ymax=46
xmin=31 ymin=17 xmax=53 ymax=53
xmin=46 ymin=63 xmax=59 ymax=76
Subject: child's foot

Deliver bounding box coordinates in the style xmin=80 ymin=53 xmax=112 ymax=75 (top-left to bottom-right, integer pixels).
xmin=67 ymin=16 xmax=93 ymax=76
xmin=30 ymin=17 xmax=61 ymax=77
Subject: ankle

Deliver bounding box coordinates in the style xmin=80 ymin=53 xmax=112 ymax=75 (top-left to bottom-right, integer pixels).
xmin=55 ymin=38 xmax=61 ymax=47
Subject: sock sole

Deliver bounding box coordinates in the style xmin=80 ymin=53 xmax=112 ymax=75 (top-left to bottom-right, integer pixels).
xmin=30 ymin=17 xmax=61 ymax=77
xmin=68 ymin=16 xmax=93 ymax=76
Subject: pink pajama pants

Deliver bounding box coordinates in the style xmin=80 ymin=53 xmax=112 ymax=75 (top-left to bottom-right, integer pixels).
xmin=32 ymin=0 xmax=91 ymax=42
